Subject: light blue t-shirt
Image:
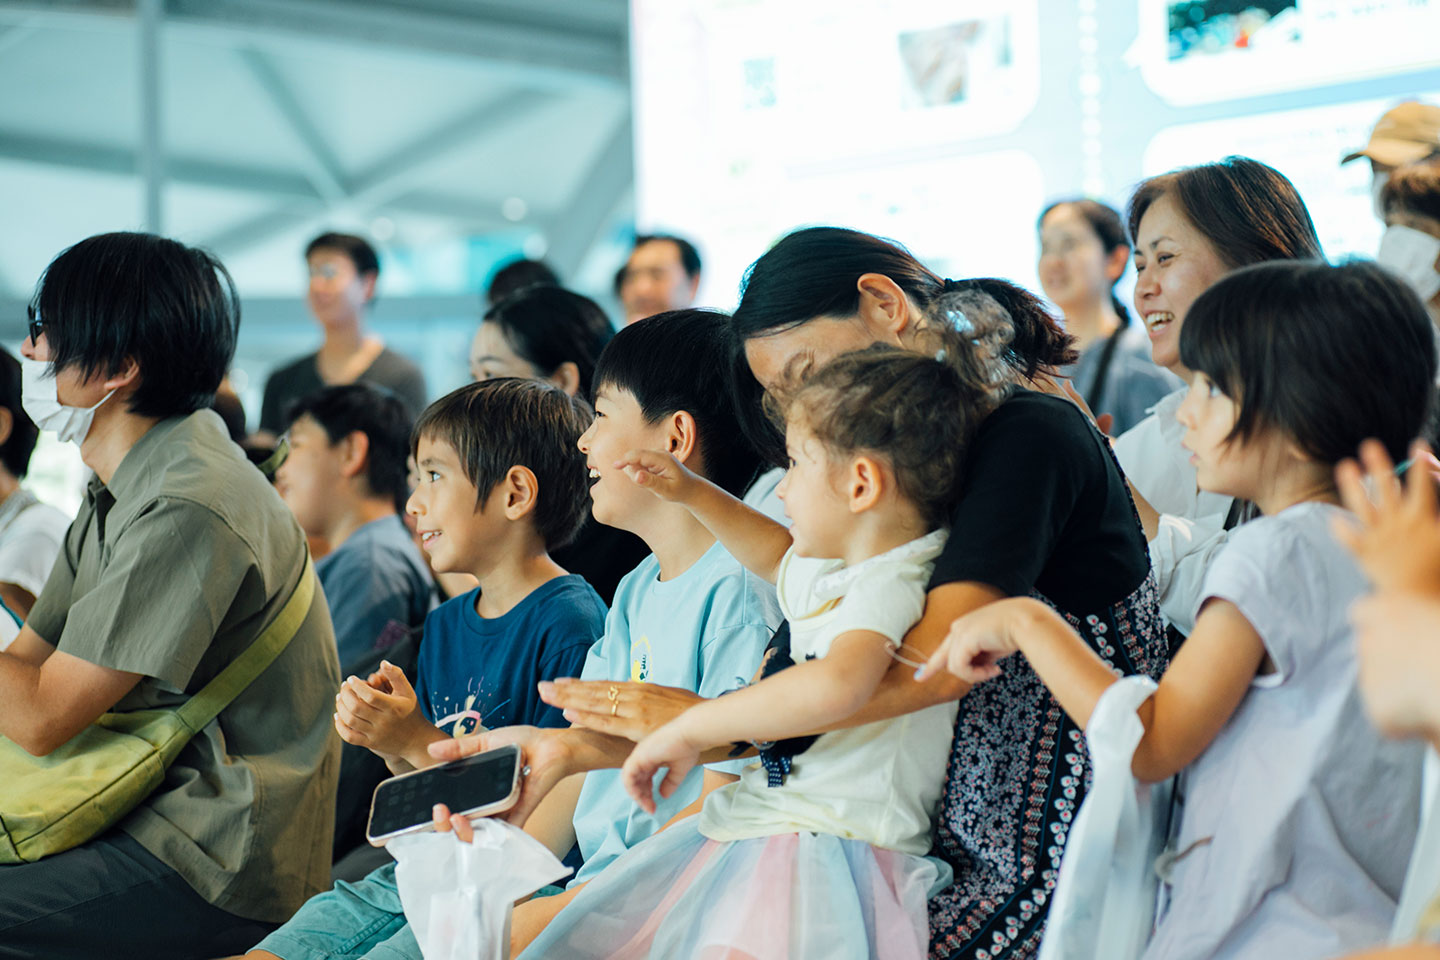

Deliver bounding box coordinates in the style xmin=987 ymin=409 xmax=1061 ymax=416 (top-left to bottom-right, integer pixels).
xmin=569 ymin=540 xmax=781 ymax=886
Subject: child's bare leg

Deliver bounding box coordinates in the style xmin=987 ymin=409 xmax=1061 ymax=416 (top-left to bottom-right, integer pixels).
xmin=509 ymin=883 xmax=587 ymax=957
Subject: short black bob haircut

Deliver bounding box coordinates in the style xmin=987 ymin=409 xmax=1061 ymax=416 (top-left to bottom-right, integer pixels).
xmin=1180 ymin=259 xmax=1436 ymax=466
xmin=1127 ymin=156 xmax=1324 ymax=271
xmin=633 ymin=234 xmax=703 ymax=280
xmin=306 ymin=232 xmax=380 ymax=278
xmin=487 ymin=257 xmax=560 ymax=306
xmin=410 ymin=378 xmax=593 ymax=551
xmin=592 ymin=309 xmax=762 ymax=498
xmin=29 ymin=232 xmax=240 ymax=419
xmin=0 ymin=347 xmax=39 ymax=478
xmin=483 ymin=286 xmax=614 ymax=402
xmin=285 ymin=383 xmax=415 ymax=514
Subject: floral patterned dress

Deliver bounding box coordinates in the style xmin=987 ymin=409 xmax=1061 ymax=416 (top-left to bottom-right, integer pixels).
xmin=925 ymin=558 xmax=1169 ymax=959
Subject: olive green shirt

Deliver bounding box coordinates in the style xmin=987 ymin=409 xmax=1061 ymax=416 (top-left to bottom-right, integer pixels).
xmin=27 ymin=410 xmax=341 ymax=922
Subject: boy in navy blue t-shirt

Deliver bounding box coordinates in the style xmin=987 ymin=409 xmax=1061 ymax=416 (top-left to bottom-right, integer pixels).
xmin=247 ymin=378 xmax=605 ymax=960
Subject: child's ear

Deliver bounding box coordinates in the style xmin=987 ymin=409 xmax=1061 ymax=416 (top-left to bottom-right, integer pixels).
xmin=847 ymin=455 xmax=884 ymax=513
xmin=338 ymin=430 xmax=371 ymax=480
xmin=501 ymin=465 xmax=540 ymax=521
xmin=666 ymin=410 xmax=699 ymax=466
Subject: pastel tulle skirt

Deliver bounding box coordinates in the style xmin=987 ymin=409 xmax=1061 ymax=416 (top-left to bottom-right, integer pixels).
xmin=518 ymin=816 xmax=942 ymax=960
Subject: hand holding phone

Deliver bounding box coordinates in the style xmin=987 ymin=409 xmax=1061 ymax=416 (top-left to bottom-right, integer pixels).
xmin=366 ymin=743 xmax=523 ymax=846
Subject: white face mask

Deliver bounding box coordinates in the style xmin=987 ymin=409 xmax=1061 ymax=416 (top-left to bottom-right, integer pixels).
xmin=20 ymin=358 xmax=116 ymax=445
xmin=1377 ymin=225 xmax=1440 ymax=304
xmin=1371 ymin=172 xmax=1390 ymax=221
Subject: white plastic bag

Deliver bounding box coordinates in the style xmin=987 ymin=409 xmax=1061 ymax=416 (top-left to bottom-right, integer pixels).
xmin=390 ymin=818 xmax=572 ymax=960
xmin=1037 ymin=675 xmax=1173 ymax=960
xmin=1390 ymin=747 xmax=1440 ymax=943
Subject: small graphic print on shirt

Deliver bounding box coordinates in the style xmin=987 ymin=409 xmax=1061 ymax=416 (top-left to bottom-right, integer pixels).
xmin=431 ymin=687 xmax=509 ymax=738
xmin=631 ymin=636 xmax=652 ymax=683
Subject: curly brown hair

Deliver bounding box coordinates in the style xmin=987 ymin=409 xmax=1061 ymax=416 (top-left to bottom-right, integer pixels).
xmin=768 ymin=292 xmax=1012 ymax=528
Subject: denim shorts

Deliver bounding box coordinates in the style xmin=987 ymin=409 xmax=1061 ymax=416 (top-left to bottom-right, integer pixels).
xmin=254 ymin=862 xmax=420 ymax=960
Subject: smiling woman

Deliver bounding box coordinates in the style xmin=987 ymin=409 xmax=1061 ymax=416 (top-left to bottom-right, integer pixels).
xmin=1113 ymin=156 xmax=1325 ymax=637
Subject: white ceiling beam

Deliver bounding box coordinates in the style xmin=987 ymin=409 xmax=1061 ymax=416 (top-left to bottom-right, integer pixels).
xmin=199 ymin=91 xmax=553 ymax=256
xmin=0 ymin=131 xmax=326 ymax=198
xmin=544 ymin=108 xmax=633 ymax=277
xmin=237 ymin=46 xmax=349 ymax=205
xmin=0 ymin=0 xmax=627 ymax=89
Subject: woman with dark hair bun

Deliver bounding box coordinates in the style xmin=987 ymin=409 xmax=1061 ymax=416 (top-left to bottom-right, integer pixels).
xmin=530 ymin=226 xmax=1168 ymax=960
xmin=1037 ymin=199 xmax=1180 ymax=435
xmin=1114 ymin=156 xmax=1324 ymax=638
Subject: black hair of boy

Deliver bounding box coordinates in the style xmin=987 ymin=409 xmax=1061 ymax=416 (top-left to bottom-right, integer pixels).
xmin=0 ymin=347 xmax=39 ymax=478
xmin=592 ymin=308 xmax=762 ymax=497
xmin=305 ymin=232 xmax=380 ymax=279
xmin=1180 ymin=259 xmax=1438 ymax=464
xmin=411 ymin=378 xmax=592 ymax=550
xmin=286 ymin=384 xmax=414 ymax=513
xmin=30 ymin=232 xmax=239 ymax=419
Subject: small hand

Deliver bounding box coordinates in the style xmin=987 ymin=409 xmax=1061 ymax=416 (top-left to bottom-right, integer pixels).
xmin=431 ymin=802 xmax=475 ymax=843
xmin=427 ymin=726 xmax=568 ymax=827
xmin=1333 ymin=439 xmax=1440 ymax=596
xmin=915 ymin=600 xmax=1030 ymax=684
xmin=334 ymin=661 xmax=420 ymax=756
xmin=539 ymin=678 xmax=706 ymax=742
xmin=620 ymin=721 xmax=704 ymax=815
xmin=613 ymin=449 xmax=701 ymax=503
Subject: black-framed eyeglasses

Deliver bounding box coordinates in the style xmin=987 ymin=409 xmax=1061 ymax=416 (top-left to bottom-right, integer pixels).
xmin=24 ymin=305 xmax=43 ymax=345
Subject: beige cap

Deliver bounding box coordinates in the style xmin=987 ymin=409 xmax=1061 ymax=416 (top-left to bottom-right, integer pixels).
xmin=1343 ymin=101 xmax=1440 ymax=167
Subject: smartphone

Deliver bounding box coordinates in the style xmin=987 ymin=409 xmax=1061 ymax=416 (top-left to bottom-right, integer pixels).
xmin=365 ymin=743 xmax=522 ymax=846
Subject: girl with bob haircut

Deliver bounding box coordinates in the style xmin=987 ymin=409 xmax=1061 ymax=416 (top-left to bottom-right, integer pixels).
xmin=533 ymin=225 xmax=1169 ymax=960
xmin=924 ymin=259 xmax=1436 ymax=960
xmin=1114 ymin=156 xmax=1325 ymax=637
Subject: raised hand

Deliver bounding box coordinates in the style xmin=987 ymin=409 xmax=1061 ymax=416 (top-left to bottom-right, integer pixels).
xmin=1334 ymin=439 xmax=1440 ymax=596
xmin=614 ymin=448 xmax=702 ymax=503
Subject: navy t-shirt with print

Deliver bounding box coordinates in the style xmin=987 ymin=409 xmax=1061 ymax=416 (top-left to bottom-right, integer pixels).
xmin=415 ymin=574 xmax=606 ymax=736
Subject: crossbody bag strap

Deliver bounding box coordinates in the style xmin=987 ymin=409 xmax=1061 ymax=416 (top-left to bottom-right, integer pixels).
xmin=173 ymin=552 xmax=316 ymax=733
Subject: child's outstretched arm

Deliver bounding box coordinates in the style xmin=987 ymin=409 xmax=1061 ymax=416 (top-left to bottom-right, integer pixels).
xmin=616 ymin=449 xmax=792 ymax=583
xmin=335 ymin=661 xmax=450 ymax=773
xmin=919 ymin=596 xmax=1265 ymax=783
xmin=619 ymin=629 xmax=894 ymax=813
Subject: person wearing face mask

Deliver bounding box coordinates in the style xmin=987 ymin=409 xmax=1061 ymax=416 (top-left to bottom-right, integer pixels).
xmin=1037 ymin=199 xmax=1181 ymax=436
xmin=0 ymin=346 xmax=69 ymax=631
xmin=1112 ymin=157 xmax=1324 ymax=637
xmin=1342 ymin=101 xmax=1440 ymax=221
xmin=0 ymin=233 xmax=340 ymax=958
xmin=1377 ymin=157 xmax=1440 ymax=326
